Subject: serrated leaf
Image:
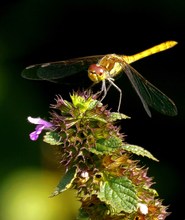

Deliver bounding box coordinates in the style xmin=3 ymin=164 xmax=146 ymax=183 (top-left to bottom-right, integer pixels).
xmin=87 ymin=99 xmax=99 ymax=110
xmin=43 ymin=131 xmax=62 ymax=145
xmin=143 ymin=186 xmax=158 ymax=197
xmin=50 ymin=166 xmax=77 ymax=197
xmin=98 ymin=176 xmax=138 ymax=214
xmin=85 ymin=111 xmax=107 ymax=123
xmin=122 ymin=144 xmax=159 ymax=162
xmin=71 ymin=94 xmax=98 ymax=112
xmin=110 ymin=112 xmax=131 ymax=121
xmin=90 ymin=137 xmax=122 ymax=155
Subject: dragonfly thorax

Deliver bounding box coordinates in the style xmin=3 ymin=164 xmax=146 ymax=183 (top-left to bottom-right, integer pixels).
xmin=98 ymin=54 xmax=124 ymax=78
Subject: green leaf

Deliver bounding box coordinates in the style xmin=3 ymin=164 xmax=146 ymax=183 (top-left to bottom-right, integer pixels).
xmin=50 ymin=166 xmax=77 ymax=197
xmin=85 ymin=111 xmax=107 ymax=123
xmin=71 ymin=94 xmax=98 ymax=112
xmin=90 ymin=137 xmax=122 ymax=155
xmin=43 ymin=131 xmax=62 ymax=145
xmin=143 ymin=186 xmax=158 ymax=197
xmin=98 ymin=175 xmax=138 ymax=214
xmin=122 ymin=144 xmax=159 ymax=162
xmin=110 ymin=112 xmax=130 ymax=121
xmin=87 ymin=99 xmax=99 ymax=110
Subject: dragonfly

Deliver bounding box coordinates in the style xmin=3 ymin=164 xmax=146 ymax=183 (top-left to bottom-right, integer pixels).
xmin=22 ymin=41 xmax=178 ymax=117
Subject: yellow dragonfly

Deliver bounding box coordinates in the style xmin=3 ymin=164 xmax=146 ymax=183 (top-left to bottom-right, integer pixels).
xmin=22 ymin=41 xmax=178 ymax=117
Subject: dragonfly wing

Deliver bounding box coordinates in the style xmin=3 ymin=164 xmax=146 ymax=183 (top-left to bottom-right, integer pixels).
xmin=123 ymin=64 xmax=177 ymax=116
xmin=22 ymin=64 xmax=43 ymax=80
xmin=22 ymin=55 xmax=104 ymax=81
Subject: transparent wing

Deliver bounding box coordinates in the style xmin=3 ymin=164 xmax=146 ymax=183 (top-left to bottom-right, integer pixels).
xmin=123 ymin=63 xmax=177 ymax=116
xmin=22 ymin=55 xmax=104 ymax=81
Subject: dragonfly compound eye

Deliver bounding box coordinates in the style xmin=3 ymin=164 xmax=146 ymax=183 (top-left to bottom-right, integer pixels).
xmin=88 ymin=64 xmax=107 ymax=83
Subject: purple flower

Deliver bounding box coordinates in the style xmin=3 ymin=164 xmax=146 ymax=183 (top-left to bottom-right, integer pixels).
xmin=27 ymin=116 xmax=53 ymax=141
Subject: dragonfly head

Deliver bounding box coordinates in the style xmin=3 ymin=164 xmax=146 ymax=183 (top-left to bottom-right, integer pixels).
xmin=88 ymin=64 xmax=107 ymax=83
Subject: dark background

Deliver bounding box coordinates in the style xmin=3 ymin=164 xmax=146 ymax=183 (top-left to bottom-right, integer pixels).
xmin=0 ymin=0 xmax=184 ymax=219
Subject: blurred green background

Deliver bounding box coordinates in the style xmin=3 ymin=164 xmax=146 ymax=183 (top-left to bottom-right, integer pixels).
xmin=0 ymin=0 xmax=184 ymax=219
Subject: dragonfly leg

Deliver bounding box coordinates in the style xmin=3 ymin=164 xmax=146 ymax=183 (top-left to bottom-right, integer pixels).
xmin=100 ymin=79 xmax=107 ymax=101
xmin=107 ymin=78 xmax=122 ymax=112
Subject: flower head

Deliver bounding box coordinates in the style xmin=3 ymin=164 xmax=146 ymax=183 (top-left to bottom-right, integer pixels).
xmin=25 ymin=91 xmax=170 ymax=219
xmin=27 ymin=116 xmax=53 ymax=141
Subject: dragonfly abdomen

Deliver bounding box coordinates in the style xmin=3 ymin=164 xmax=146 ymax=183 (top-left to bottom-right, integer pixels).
xmin=122 ymin=41 xmax=178 ymax=64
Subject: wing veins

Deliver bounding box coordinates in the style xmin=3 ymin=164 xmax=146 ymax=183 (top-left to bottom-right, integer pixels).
xmin=122 ymin=63 xmax=177 ymax=116
xmin=22 ymin=55 xmax=104 ymax=80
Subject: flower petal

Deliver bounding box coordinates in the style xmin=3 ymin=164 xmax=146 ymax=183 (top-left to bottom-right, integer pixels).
xmin=29 ymin=131 xmax=39 ymax=141
xmin=27 ymin=116 xmax=53 ymax=128
xmin=27 ymin=116 xmax=53 ymax=141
